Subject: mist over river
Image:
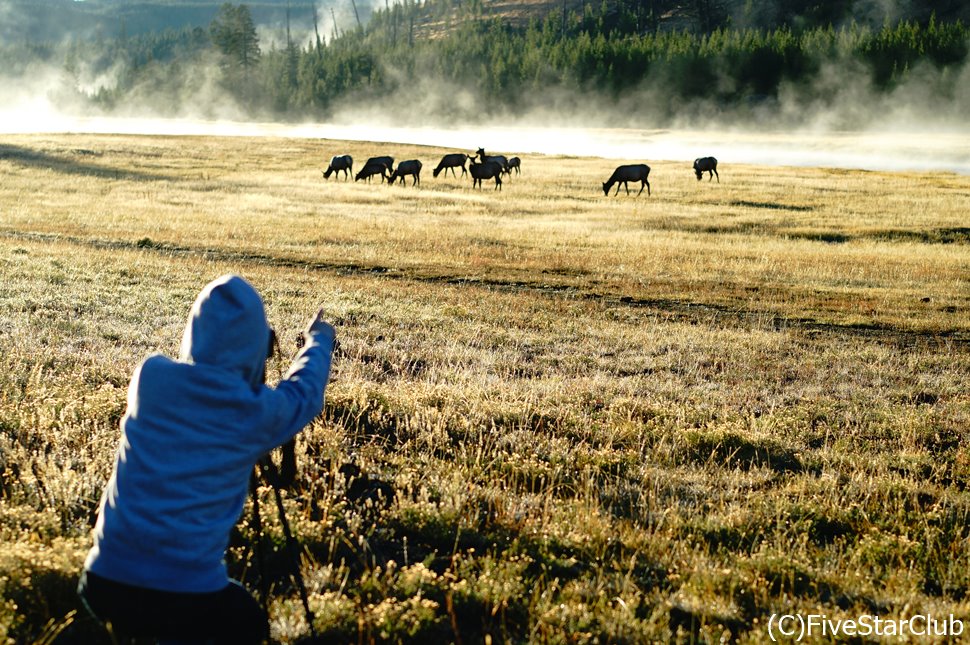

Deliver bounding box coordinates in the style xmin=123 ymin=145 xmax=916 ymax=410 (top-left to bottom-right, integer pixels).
xmin=3 ymin=113 xmax=969 ymax=175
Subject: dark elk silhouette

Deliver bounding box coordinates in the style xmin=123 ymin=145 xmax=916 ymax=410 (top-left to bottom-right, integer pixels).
xmin=603 ymin=164 xmax=651 ymax=196
xmin=476 ymin=148 xmax=510 ymax=175
xmin=366 ymin=156 xmax=394 ymax=172
xmin=323 ymin=154 xmax=353 ymax=180
xmin=433 ymin=153 xmax=472 ymax=178
xmin=389 ymin=159 xmax=423 ymax=186
xmin=694 ymin=157 xmax=719 ymax=182
xmin=507 ymin=156 xmax=521 ymax=175
xmin=355 ymin=162 xmax=389 ymax=182
xmin=469 ymin=160 xmax=504 ymax=190
xmin=355 ymin=156 xmax=394 ymax=182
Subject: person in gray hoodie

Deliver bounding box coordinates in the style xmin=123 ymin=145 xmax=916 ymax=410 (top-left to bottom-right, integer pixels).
xmin=78 ymin=274 xmax=336 ymax=643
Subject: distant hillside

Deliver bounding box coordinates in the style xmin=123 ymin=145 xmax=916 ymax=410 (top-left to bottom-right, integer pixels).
xmin=2 ymin=0 xmax=967 ymax=131
xmin=410 ymin=0 xmax=970 ymax=38
xmin=2 ymin=0 xmax=968 ymax=44
xmin=0 ymin=1 xmax=301 ymax=42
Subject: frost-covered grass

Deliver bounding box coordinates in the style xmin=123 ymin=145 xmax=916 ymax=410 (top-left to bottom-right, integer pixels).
xmin=0 ymin=133 xmax=967 ymax=643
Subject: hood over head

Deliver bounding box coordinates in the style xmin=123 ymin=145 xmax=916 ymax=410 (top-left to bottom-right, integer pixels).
xmin=179 ymin=275 xmax=271 ymax=388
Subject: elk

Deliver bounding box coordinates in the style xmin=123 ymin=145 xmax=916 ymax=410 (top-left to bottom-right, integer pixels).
xmin=389 ymin=159 xmax=423 ymax=186
xmin=469 ymin=160 xmax=503 ymax=190
xmin=359 ymin=156 xmax=394 ymax=182
xmin=603 ymin=164 xmax=651 ymax=196
xmin=322 ymin=154 xmax=353 ymax=180
xmin=694 ymin=157 xmax=719 ymax=182
xmin=507 ymin=156 xmax=521 ymax=175
xmin=433 ymin=153 xmax=471 ymax=178
xmin=476 ymin=148 xmax=510 ymax=175
xmin=355 ymin=162 xmax=389 ymax=183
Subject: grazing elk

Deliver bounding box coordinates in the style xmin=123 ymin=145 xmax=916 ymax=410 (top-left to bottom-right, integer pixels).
xmin=389 ymin=159 xmax=423 ymax=186
xmin=359 ymin=156 xmax=394 ymax=182
xmin=433 ymin=153 xmax=471 ymax=178
xmin=470 ymin=160 xmax=503 ymax=190
xmin=507 ymin=156 xmax=521 ymax=175
xmin=355 ymin=162 xmax=390 ymax=183
xmin=476 ymin=148 xmax=510 ymax=175
xmin=603 ymin=164 xmax=651 ymax=196
xmin=323 ymin=154 xmax=353 ymax=180
xmin=694 ymin=157 xmax=719 ymax=182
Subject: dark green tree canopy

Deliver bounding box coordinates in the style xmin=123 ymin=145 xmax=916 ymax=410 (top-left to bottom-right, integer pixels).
xmin=210 ymin=3 xmax=261 ymax=70
xmin=0 ymin=0 xmax=966 ymax=125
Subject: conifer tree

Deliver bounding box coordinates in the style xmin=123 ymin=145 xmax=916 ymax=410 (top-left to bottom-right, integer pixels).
xmin=210 ymin=3 xmax=261 ymax=71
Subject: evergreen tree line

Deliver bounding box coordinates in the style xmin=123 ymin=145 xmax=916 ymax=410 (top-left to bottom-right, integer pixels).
xmin=2 ymin=2 xmax=967 ymax=124
xmin=261 ymin=4 xmax=970 ymax=124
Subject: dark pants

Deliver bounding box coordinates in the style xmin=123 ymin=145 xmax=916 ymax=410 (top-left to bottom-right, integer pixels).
xmin=78 ymin=570 xmax=269 ymax=644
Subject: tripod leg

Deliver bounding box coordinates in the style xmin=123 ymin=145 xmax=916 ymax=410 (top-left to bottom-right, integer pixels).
xmin=266 ymin=466 xmax=318 ymax=639
xmin=249 ymin=470 xmax=270 ymax=611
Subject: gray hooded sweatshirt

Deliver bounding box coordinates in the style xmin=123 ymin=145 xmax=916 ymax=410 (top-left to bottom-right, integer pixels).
xmin=84 ymin=274 xmax=334 ymax=593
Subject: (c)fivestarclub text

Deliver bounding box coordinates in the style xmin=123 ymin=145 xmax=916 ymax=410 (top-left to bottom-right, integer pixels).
xmin=767 ymin=613 xmax=964 ymax=641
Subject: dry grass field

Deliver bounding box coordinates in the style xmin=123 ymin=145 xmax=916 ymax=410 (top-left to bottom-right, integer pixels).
xmin=0 ymin=133 xmax=968 ymax=643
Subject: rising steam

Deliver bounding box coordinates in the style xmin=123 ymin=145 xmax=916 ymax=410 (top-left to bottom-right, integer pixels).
xmin=0 ymin=0 xmax=968 ymax=173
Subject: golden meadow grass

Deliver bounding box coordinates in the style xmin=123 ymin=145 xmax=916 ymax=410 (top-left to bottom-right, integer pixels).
xmin=0 ymin=133 xmax=968 ymax=643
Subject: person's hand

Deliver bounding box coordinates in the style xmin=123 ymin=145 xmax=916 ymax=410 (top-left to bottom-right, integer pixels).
xmin=304 ymin=308 xmax=336 ymax=343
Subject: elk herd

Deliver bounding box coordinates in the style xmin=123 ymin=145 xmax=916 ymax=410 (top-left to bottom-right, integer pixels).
xmin=323 ymin=148 xmax=719 ymax=196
